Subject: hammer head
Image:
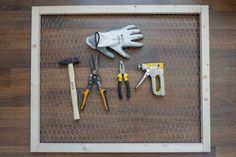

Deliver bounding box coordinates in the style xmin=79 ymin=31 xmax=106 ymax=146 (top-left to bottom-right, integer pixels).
xmin=58 ymin=56 xmax=80 ymax=65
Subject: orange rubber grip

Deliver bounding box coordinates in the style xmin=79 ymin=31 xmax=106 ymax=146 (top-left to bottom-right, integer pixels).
xmin=81 ymin=88 xmax=90 ymax=111
xmin=99 ymin=88 xmax=109 ymax=111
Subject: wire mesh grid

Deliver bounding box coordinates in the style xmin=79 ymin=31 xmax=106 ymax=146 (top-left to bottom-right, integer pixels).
xmin=40 ymin=14 xmax=201 ymax=143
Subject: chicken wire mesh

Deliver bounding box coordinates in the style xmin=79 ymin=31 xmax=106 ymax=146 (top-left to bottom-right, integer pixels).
xmin=40 ymin=14 xmax=201 ymax=143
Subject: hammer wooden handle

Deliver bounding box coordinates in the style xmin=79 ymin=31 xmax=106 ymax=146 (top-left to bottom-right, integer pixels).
xmin=68 ymin=63 xmax=80 ymax=120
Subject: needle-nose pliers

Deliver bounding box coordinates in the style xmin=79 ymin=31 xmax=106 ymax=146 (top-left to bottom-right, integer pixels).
xmin=117 ymin=60 xmax=131 ymax=99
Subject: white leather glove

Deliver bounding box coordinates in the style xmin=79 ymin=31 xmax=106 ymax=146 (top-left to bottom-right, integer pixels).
xmin=86 ymin=25 xmax=144 ymax=59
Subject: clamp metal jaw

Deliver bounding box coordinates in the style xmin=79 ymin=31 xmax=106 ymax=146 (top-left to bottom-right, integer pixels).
xmin=135 ymin=63 xmax=165 ymax=96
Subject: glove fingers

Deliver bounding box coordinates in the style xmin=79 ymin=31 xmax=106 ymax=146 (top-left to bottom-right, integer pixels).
xmin=125 ymin=25 xmax=138 ymax=30
xmin=127 ymin=41 xmax=143 ymax=47
xmin=130 ymin=34 xmax=144 ymax=41
xmin=128 ymin=29 xmax=141 ymax=35
xmin=111 ymin=46 xmax=130 ymax=59
xmin=86 ymin=36 xmax=96 ymax=49
xmin=97 ymin=47 xmax=115 ymax=59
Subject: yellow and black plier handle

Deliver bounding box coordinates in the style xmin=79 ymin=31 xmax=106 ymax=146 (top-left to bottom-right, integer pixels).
xmin=117 ymin=72 xmax=131 ymax=99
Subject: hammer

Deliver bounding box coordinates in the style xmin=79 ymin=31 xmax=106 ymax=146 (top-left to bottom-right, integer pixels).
xmin=58 ymin=56 xmax=80 ymax=120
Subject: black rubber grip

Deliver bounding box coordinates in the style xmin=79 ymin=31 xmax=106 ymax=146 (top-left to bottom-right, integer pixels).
xmin=125 ymin=81 xmax=131 ymax=99
xmin=118 ymin=81 xmax=122 ymax=99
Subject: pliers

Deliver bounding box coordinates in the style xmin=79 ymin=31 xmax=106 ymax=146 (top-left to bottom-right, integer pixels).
xmin=81 ymin=55 xmax=109 ymax=111
xmin=117 ymin=61 xmax=131 ymax=99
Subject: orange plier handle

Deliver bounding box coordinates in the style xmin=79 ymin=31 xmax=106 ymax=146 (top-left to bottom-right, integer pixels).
xmin=81 ymin=88 xmax=90 ymax=111
xmin=99 ymin=88 xmax=109 ymax=111
xmin=80 ymin=88 xmax=109 ymax=111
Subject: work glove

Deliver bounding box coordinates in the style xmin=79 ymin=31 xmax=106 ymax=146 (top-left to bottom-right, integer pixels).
xmin=86 ymin=25 xmax=144 ymax=59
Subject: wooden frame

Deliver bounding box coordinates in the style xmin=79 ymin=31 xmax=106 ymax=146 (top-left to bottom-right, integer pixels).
xmin=31 ymin=5 xmax=210 ymax=152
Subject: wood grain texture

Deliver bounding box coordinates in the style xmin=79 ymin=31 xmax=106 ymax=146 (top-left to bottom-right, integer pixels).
xmin=0 ymin=0 xmax=235 ymax=156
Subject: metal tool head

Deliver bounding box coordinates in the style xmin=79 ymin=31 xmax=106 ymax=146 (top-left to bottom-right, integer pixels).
xmin=137 ymin=63 xmax=151 ymax=71
xmin=90 ymin=55 xmax=99 ymax=74
xmin=138 ymin=63 xmax=163 ymax=76
xmin=136 ymin=63 xmax=164 ymax=89
xmin=138 ymin=63 xmax=163 ymax=71
xmin=137 ymin=63 xmax=143 ymax=70
xmin=119 ymin=60 xmax=126 ymax=74
xmin=58 ymin=56 xmax=80 ymax=65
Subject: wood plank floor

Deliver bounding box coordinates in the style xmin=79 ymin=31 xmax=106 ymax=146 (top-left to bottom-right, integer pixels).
xmin=0 ymin=0 xmax=235 ymax=156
